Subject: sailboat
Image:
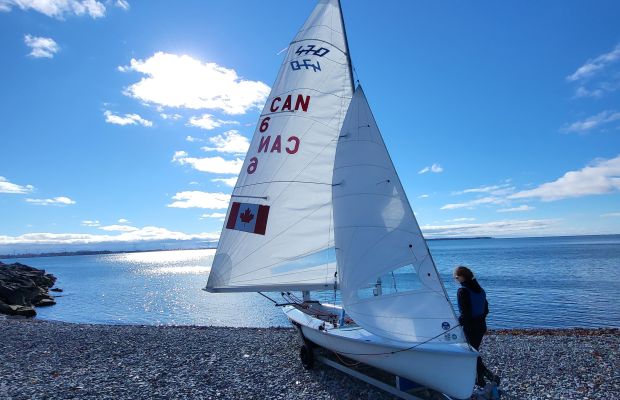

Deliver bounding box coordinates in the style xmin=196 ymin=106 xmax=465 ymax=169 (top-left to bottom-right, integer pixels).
xmin=205 ymin=1 xmax=478 ymax=398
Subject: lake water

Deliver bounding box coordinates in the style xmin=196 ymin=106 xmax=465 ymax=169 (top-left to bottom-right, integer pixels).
xmin=3 ymin=235 xmax=619 ymax=329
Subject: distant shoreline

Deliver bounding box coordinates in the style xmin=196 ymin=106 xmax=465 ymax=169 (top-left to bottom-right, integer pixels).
xmin=2 ymin=233 xmax=618 ymax=260
xmin=0 ymin=247 xmax=217 ymax=260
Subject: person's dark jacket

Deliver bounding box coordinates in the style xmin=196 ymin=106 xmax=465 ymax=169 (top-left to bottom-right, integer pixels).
xmin=457 ymin=278 xmax=489 ymax=327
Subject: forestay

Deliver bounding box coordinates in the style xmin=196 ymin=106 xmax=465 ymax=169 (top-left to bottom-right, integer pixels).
xmin=206 ymin=0 xmax=354 ymax=292
xmin=333 ymin=87 xmax=462 ymax=342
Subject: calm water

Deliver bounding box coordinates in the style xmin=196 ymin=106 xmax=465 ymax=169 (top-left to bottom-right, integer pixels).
xmin=3 ymin=235 xmax=619 ymax=329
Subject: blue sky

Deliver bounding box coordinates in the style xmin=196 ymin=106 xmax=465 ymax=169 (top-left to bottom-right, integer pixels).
xmin=1 ymin=0 xmax=619 ymax=252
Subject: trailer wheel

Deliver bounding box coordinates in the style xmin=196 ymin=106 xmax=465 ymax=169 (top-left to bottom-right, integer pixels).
xmin=299 ymin=344 xmax=314 ymax=370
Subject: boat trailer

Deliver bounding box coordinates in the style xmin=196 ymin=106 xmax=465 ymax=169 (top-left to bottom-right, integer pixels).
xmin=299 ymin=337 xmax=501 ymax=400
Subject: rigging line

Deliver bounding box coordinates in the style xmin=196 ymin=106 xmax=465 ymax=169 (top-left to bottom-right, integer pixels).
xmin=332 ymin=350 xmax=361 ymax=368
xmin=235 ymin=180 xmax=332 ymax=190
xmin=258 ymin=112 xmax=343 ymax=131
xmin=333 ymin=162 xmax=392 ymax=171
xmin=257 ymin=292 xmax=278 ymax=304
xmin=230 ymin=194 xmax=268 ymax=200
xmin=329 ymin=324 xmax=467 ymax=357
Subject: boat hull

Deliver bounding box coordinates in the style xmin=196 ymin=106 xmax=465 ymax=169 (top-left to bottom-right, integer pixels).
xmin=284 ymin=306 xmax=477 ymax=399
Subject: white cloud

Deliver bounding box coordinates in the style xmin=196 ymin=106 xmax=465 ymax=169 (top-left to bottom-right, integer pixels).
xmin=115 ymin=0 xmax=129 ymax=10
xmin=574 ymin=86 xmax=604 ymax=99
xmin=0 ymin=227 xmax=220 ymax=245
xmin=202 ymin=130 xmax=249 ymax=154
xmin=453 ymin=184 xmax=514 ymax=196
xmin=211 ymin=177 xmax=238 ymax=187
xmin=82 ymin=220 xmax=100 ymax=227
xmin=497 ymin=205 xmax=534 ymax=213
xmin=440 ymin=197 xmax=505 ymax=210
xmin=118 ymin=218 xmax=130 ymax=224
xmin=186 ymin=135 xmax=202 ymax=142
xmin=1 ymin=0 xmax=106 ymax=18
xmin=24 ymin=35 xmax=60 ymax=58
xmin=418 ymin=194 xmax=429 ymax=199
xmin=104 ymin=110 xmax=153 ymax=127
xmin=167 ymin=191 xmax=230 ymax=209
xmin=188 ymin=114 xmax=237 ymax=130
xmin=418 ymin=163 xmax=443 ymax=174
xmin=421 ymin=219 xmax=556 ymax=238
xmin=567 ymin=43 xmax=620 ymax=82
xmin=25 ymin=196 xmax=76 ymax=206
xmin=172 ymin=151 xmax=243 ymax=174
xmin=201 ymin=212 xmax=226 ymax=219
xmin=600 ymin=212 xmax=620 ymax=218
xmin=99 ymin=224 xmax=139 ymax=232
xmin=562 ymin=110 xmax=620 ymax=133
xmin=509 ymin=155 xmax=620 ymax=201
xmin=446 ymin=218 xmax=476 ymax=222
xmin=0 ymin=176 xmax=34 ymax=194
xmin=161 ymin=113 xmax=182 ymax=120
xmin=119 ymin=52 xmax=270 ymax=115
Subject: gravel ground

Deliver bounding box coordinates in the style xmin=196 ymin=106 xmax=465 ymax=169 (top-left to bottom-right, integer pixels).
xmin=0 ymin=318 xmax=618 ymax=400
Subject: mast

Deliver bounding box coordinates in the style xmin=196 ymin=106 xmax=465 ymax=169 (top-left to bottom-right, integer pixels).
xmin=337 ymin=0 xmax=355 ymax=93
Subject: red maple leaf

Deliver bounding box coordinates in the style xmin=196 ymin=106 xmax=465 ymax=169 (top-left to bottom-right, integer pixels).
xmin=239 ymin=208 xmax=254 ymax=224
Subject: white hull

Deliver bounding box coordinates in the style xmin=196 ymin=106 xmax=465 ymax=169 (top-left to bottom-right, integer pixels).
xmin=284 ymin=305 xmax=477 ymax=399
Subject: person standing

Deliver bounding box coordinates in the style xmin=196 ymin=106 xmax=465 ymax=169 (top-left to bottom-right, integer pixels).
xmin=453 ymin=265 xmax=500 ymax=388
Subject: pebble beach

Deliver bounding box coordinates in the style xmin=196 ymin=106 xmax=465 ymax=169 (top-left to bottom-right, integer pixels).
xmin=1 ymin=318 xmax=618 ymax=400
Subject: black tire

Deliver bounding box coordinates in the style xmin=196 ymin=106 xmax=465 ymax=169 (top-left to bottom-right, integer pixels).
xmin=299 ymin=344 xmax=314 ymax=370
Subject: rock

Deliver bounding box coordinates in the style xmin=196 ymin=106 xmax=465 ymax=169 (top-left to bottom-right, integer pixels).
xmin=0 ymin=262 xmax=58 ymax=317
xmin=0 ymin=300 xmax=36 ymax=317
xmin=34 ymin=298 xmax=56 ymax=307
xmin=50 ymin=288 xmax=63 ymax=292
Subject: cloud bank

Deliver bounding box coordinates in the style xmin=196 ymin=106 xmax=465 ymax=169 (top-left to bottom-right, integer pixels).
xmin=510 ymin=155 xmax=620 ymax=201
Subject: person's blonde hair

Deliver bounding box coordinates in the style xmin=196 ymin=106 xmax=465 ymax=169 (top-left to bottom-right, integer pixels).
xmin=454 ymin=265 xmax=474 ymax=281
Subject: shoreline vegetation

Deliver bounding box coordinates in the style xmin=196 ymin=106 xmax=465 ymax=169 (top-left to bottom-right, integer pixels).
xmin=0 ymin=319 xmax=617 ymax=399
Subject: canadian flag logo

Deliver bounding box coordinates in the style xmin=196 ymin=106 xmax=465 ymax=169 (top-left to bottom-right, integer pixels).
xmin=225 ymin=202 xmax=270 ymax=235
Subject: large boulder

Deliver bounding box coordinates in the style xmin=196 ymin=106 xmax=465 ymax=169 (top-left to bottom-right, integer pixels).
xmin=0 ymin=261 xmax=59 ymax=317
xmin=0 ymin=299 xmax=36 ymax=317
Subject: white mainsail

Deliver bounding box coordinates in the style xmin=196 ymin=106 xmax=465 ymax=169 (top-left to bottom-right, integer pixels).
xmin=333 ymin=87 xmax=462 ymax=343
xmin=207 ymin=0 xmax=354 ymax=292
